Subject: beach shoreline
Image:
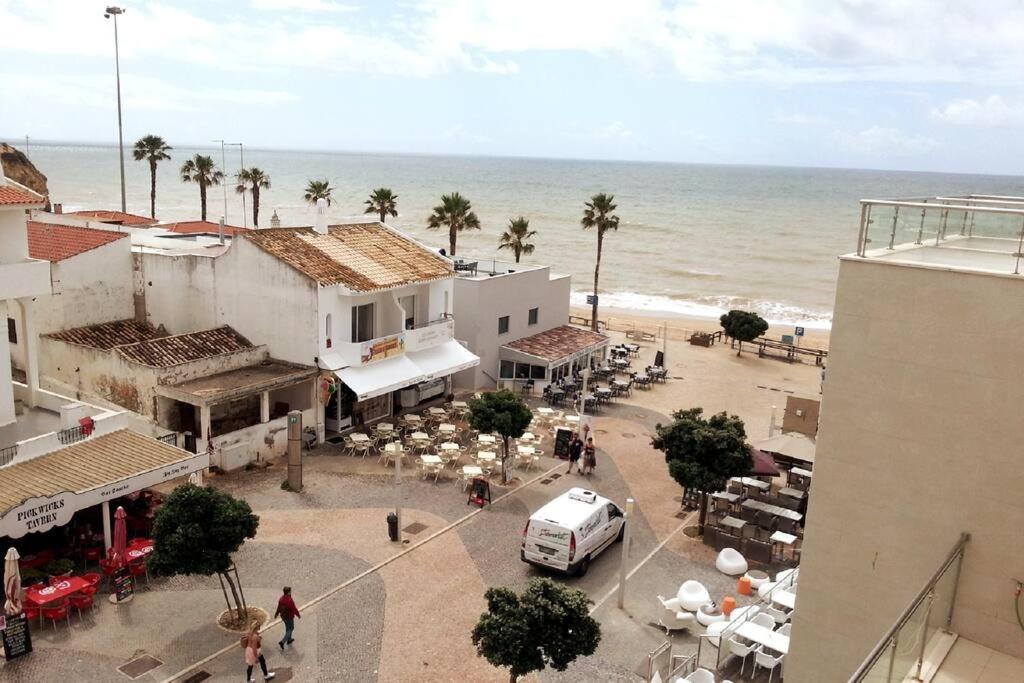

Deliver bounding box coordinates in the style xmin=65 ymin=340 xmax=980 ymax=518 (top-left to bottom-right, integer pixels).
xmin=570 ymin=305 xmax=832 ymax=350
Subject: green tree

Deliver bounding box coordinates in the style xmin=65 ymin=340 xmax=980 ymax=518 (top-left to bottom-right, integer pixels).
xmin=719 ymin=309 xmax=770 ymax=357
xmin=364 ymin=187 xmax=398 ymax=223
xmin=467 ymin=390 xmax=533 ymax=484
xmin=132 ymin=134 xmax=172 ymax=219
xmin=303 ymin=179 xmax=334 ymax=206
xmin=497 ymin=216 xmax=537 ymax=263
xmin=427 ymin=192 xmax=480 ymax=256
xmin=580 ymin=193 xmax=620 ymax=331
xmin=180 ymin=154 xmax=224 ymax=222
xmin=148 ymin=483 xmax=259 ymax=621
xmin=472 ymin=578 xmax=601 ymax=683
xmin=651 ymin=407 xmax=753 ymax=533
xmin=235 ymin=167 xmax=271 ymax=227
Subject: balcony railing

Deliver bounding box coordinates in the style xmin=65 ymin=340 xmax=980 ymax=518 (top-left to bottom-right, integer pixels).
xmin=849 ymin=532 xmax=970 ymax=682
xmin=0 ymin=444 xmax=17 ymax=467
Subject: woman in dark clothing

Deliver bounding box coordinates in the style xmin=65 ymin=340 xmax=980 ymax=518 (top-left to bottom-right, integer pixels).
xmin=567 ymin=432 xmax=583 ymax=474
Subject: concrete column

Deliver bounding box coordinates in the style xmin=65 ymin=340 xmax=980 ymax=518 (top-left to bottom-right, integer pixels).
xmin=260 ymin=391 xmax=270 ymax=423
xmin=101 ymin=500 xmax=112 ymax=551
xmin=17 ymin=298 xmax=40 ymax=407
xmin=199 ymin=404 xmax=211 ymax=442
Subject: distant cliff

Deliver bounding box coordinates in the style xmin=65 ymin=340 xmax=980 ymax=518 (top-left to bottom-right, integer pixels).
xmin=1 ymin=143 xmax=49 ymax=198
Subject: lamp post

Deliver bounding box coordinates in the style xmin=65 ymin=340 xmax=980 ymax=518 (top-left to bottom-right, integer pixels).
xmin=212 ymin=140 xmax=228 ymax=224
xmin=227 ymin=142 xmax=246 ymax=228
xmin=617 ymin=497 xmax=635 ymax=609
xmin=104 ymin=6 xmax=127 ymax=213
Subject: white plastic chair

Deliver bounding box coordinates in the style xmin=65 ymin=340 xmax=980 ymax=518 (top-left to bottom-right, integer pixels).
xmin=763 ymin=605 xmax=790 ymax=625
xmin=758 ymin=581 xmax=778 ymax=599
xmin=754 ymin=646 xmax=785 ymax=683
xmin=657 ymin=596 xmax=696 ymax=634
xmin=703 ymin=620 xmax=730 ymax=648
xmin=727 ymin=635 xmax=757 ymax=675
xmin=776 ymin=622 xmax=792 ymax=637
xmin=751 ymin=613 xmax=776 ymax=630
xmin=683 ymin=668 xmax=715 ymax=683
xmin=677 ymin=580 xmax=711 ymax=611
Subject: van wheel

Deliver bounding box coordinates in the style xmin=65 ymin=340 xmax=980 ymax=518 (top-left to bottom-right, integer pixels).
xmin=616 ymin=524 xmax=625 ymax=543
xmin=576 ymin=556 xmax=591 ymax=577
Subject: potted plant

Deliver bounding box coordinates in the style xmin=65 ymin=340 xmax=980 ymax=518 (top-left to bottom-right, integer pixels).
xmin=44 ymin=558 xmax=75 ymax=579
xmin=20 ymin=567 xmax=46 ymax=587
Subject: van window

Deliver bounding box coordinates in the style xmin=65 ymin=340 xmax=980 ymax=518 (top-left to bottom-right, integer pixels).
xmin=607 ymin=503 xmax=621 ymax=518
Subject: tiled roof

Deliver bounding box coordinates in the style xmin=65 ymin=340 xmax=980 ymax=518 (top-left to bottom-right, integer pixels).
xmin=27 ymin=221 xmax=129 ymax=262
xmin=115 ymin=326 xmax=253 ymax=368
xmin=503 ymin=325 xmax=609 ymax=362
xmin=0 ymin=430 xmax=198 ymax=514
xmin=160 ymin=220 xmax=247 ymax=236
xmin=45 ymin=320 xmax=160 ymax=350
xmin=243 ymin=223 xmax=453 ymax=291
xmin=0 ymin=182 xmax=45 ymax=206
xmin=69 ymin=210 xmax=157 ymax=226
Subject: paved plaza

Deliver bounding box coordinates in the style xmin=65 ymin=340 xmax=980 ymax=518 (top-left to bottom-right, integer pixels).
xmin=1 ymin=332 xmax=820 ymax=682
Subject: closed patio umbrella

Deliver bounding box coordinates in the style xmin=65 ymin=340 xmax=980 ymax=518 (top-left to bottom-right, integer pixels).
xmin=748 ymin=447 xmax=781 ymax=477
xmin=4 ymin=547 xmax=22 ymax=615
xmin=112 ymin=506 xmax=128 ymax=568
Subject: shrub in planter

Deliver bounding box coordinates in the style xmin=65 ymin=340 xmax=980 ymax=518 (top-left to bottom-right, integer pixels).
xmin=20 ymin=567 xmax=46 ymax=586
xmin=44 ymin=558 xmax=75 ymax=577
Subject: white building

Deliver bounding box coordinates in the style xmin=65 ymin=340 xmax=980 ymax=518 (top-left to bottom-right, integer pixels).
xmin=451 ymin=258 xmax=572 ymax=389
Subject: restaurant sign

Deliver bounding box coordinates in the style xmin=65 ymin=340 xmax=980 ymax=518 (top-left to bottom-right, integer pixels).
xmin=359 ymin=333 xmax=405 ymax=365
xmin=1 ymin=612 xmax=32 ymax=661
xmin=0 ymin=452 xmax=209 ymax=539
xmin=404 ymin=319 xmax=455 ymax=352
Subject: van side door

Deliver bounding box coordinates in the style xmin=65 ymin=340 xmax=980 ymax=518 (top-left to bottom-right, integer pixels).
xmin=604 ymin=503 xmax=624 ymax=546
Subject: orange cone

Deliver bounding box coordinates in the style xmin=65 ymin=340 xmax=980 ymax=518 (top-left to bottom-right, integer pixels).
xmin=722 ymin=596 xmax=737 ymax=616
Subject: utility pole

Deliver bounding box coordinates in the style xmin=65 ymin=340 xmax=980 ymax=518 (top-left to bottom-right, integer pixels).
xmin=617 ymin=498 xmax=635 ymax=609
xmin=104 ymin=6 xmax=127 ymax=212
xmin=212 ymin=139 xmax=228 ymax=223
xmin=227 ymin=142 xmax=245 ymax=228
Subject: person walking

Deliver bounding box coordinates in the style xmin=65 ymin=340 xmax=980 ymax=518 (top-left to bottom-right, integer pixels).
xmin=566 ymin=432 xmax=583 ymax=474
xmin=243 ymin=621 xmax=275 ymax=682
xmin=582 ymin=436 xmax=597 ymax=476
xmin=275 ymin=586 xmax=301 ymax=649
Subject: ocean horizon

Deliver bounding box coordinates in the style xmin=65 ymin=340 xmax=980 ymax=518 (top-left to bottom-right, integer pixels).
xmin=13 ymin=140 xmax=1024 ymax=330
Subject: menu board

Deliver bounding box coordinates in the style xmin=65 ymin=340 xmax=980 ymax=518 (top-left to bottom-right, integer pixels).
xmin=2 ymin=612 xmax=32 ymax=661
xmin=553 ymin=427 xmax=572 ymax=460
xmin=113 ymin=565 xmax=134 ymax=602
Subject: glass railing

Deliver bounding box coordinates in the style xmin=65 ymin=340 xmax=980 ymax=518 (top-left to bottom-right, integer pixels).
xmin=849 ymin=532 xmax=969 ymax=683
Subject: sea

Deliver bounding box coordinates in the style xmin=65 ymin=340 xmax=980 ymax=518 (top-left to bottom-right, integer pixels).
xmin=18 ymin=141 xmax=1024 ymax=330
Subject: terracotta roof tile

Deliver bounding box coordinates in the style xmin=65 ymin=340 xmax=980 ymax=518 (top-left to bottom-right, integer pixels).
xmin=45 ymin=320 xmax=160 ymax=350
xmin=243 ymin=223 xmax=452 ymax=291
xmin=69 ymin=210 xmax=158 ymax=226
xmin=0 ymin=183 xmax=45 ymax=206
xmin=27 ymin=221 xmax=129 ymax=262
xmin=115 ymin=326 xmax=253 ymax=367
xmin=160 ymin=220 xmax=247 ymax=236
xmin=503 ymin=325 xmax=609 ymax=363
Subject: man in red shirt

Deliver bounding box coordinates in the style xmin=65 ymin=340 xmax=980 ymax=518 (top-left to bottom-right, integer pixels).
xmin=274 ymin=586 xmax=301 ymax=649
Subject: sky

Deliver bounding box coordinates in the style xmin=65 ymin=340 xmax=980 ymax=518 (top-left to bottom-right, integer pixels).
xmin=2 ymin=0 xmax=1024 ymax=174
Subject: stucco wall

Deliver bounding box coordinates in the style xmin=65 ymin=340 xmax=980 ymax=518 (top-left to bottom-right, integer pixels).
xmin=40 ymin=240 xmax=134 ymax=334
xmin=453 ymin=267 xmax=571 ymax=389
xmin=140 ymin=250 xmax=219 ymax=333
xmin=0 ymin=211 xmax=29 ymax=265
xmin=0 ymin=300 xmax=14 ymax=425
xmin=786 ymin=258 xmax=1024 ymax=681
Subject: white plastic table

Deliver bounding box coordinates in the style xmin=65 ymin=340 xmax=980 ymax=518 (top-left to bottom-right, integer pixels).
xmin=519 ymin=432 xmax=536 ymax=442
xmin=375 ymin=423 xmax=394 ymax=433
xmin=537 ymin=407 xmax=554 ymax=416
xmin=440 ymin=442 xmax=461 ymax=452
xmin=437 ymin=423 xmax=456 ymax=434
xmin=476 ymin=451 xmax=497 ymax=462
xmin=350 ymin=433 xmax=370 ymax=443
xmin=517 ymin=445 xmax=535 ymax=456
xmin=720 ymin=515 xmax=746 ymax=531
xmin=421 ymin=454 xmax=443 ymax=465
xmin=770 ymin=530 xmax=798 ymax=559
xmin=477 ymin=434 xmax=496 ymax=444
xmin=410 ymin=432 xmax=430 ymax=441
xmin=564 ymin=415 xmax=580 ymax=424
xmin=428 ymin=407 xmax=447 ymax=416
xmin=779 ymin=487 xmax=805 ymax=500
xmin=462 ymin=465 xmax=483 ymax=476
xmin=735 ymin=622 xmax=790 ymax=654
xmin=791 ymin=466 xmax=813 ymax=478
xmin=712 ymin=491 xmax=740 ymax=503
xmin=771 ymin=589 xmax=797 ymax=610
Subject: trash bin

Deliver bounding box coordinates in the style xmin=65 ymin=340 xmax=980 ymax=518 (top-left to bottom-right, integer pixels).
xmin=387 ymin=512 xmax=399 ymax=542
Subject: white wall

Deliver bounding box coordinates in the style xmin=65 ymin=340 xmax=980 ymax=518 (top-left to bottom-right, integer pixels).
xmin=0 ymin=211 xmax=29 ymax=265
xmin=140 ymin=250 xmax=219 ymax=333
xmin=0 ymin=300 xmax=14 ymax=426
xmin=453 ymin=267 xmax=571 ymax=389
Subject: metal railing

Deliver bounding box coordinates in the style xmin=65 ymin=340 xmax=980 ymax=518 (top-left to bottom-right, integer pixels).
xmin=0 ymin=444 xmax=18 ymax=467
xmin=157 ymin=432 xmax=178 ymax=447
xmin=411 ymin=314 xmax=452 ymax=330
xmin=849 ymin=532 xmax=970 ymax=682
xmin=855 ymin=195 xmax=1024 ymax=274
xmin=57 ymin=424 xmax=88 ymax=445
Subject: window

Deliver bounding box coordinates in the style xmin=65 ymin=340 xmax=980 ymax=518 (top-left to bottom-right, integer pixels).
xmin=498 ymin=315 xmax=509 ymax=335
xmin=6 ymin=318 xmax=15 ymax=344
xmin=528 ymin=307 xmax=539 ymax=325
xmin=514 ymin=363 xmax=530 ymax=380
xmin=352 ymin=303 xmax=375 ymax=343
xmin=530 ymin=364 xmax=546 ymax=380
xmin=500 ymin=360 xmax=515 ymax=379
xmin=399 ymin=295 xmax=416 ymax=330
xmin=325 ymin=313 xmax=333 ymax=347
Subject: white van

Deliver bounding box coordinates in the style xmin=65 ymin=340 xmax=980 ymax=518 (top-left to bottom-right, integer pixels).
xmin=521 ymin=487 xmax=626 ymax=576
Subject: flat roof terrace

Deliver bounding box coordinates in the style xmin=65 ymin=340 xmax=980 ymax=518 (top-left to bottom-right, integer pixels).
xmin=852 ymin=195 xmax=1024 ymax=276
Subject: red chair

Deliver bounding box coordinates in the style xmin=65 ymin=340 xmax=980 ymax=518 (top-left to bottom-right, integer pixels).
xmin=99 ymin=558 xmax=116 ymax=587
xmin=23 ymin=605 xmax=41 ymax=627
xmin=129 ymin=560 xmax=149 ymax=585
xmin=82 ymin=546 xmax=102 ymax=568
xmin=82 ymin=572 xmax=102 ymax=588
xmin=42 ymin=600 xmax=71 ymax=629
xmin=69 ymin=593 xmax=95 ymax=619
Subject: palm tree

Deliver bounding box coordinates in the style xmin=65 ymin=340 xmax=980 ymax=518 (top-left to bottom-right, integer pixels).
xmin=180 ymin=154 xmax=224 ymax=222
xmin=235 ymin=167 xmax=271 ymax=227
xmin=426 ymin=192 xmax=480 ymax=257
xmin=497 ymin=216 xmax=537 ymax=263
xmin=303 ymin=179 xmax=334 ymax=206
xmin=364 ymin=187 xmax=398 ymax=223
xmin=132 ymin=134 xmax=172 ymax=219
xmin=580 ymin=193 xmax=620 ymax=331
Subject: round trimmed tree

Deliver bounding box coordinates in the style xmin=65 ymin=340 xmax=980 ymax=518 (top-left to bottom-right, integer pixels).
xmin=467 ymin=390 xmax=533 ymax=484
xmin=719 ymin=309 xmax=769 ymax=357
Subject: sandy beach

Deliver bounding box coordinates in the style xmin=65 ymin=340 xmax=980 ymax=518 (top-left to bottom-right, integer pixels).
xmin=571 ymin=304 xmax=832 ymax=350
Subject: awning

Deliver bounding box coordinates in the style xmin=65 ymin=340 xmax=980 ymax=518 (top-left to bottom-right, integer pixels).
xmin=754 ymin=432 xmax=816 ymax=464
xmin=407 ymin=341 xmax=479 ymax=380
xmin=0 ymin=430 xmax=208 ymax=539
xmin=336 ymin=354 xmax=425 ymax=401
xmin=749 ymin=448 xmax=781 ymax=477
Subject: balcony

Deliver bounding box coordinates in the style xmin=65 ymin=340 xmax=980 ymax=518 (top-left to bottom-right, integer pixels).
xmin=0 ymin=258 xmax=51 ymax=299
xmin=404 ymin=317 xmax=454 ymax=352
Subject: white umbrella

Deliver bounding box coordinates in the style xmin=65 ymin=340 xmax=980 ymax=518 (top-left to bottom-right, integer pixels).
xmin=188 ymin=472 xmax=199 ymax=485
xmin=4 ymin=547 xmax=22 ymax=616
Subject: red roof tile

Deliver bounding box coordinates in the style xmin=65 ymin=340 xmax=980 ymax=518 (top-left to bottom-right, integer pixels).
xmin=27 ymin=221 xmax=129 ymax=262
xmin=116 ymin=326 xmax=253 ymax=367
xmin=0 ymin=183 xmax=45 ymax=206
xmin=69 ymin=210 xmax=157 ymax=226
xmin=160 ymin=220 xmax=248 ymax=236
xmin=45 ymin=320 xmax=160 ymax=350
xmin=502 ymin=325 xmax=609 ymax=363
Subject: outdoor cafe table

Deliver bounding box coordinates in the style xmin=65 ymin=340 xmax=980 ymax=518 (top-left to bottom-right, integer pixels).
xmin=771 ymin=588 xmax=797 ymax=610
xmin=536 ymin=407 xmax=555 ymax=416
xmin=451 ymin=401 xmax=469 ymax=411
xmin=475 ymin=451 xmax=497 ymax=463
xmin=437 ymin=423 xmax=457 ymax=435
xmin=770 ymin=530 xmax=798 ymax=560
xmin=410 ymin=431 xmax=431 ymax=441
xmin=26 ymin=576 xmax=92 ymax=607
xmin=477 ymin=434 xmax=496 ymax=445
xmin=779 ymin=487 xmax=806 ymax=500
xmin=742 ymin=498 xmax=803 ymax=522
xmin=440 ymin=441 xmax=461 ymax=451
xmin=720 ymin=515 xmax=746 ymax=531
xmin=126 ymin=538 xmax=154 ymax=562
xmin=712 ymin=491 xmax=740 ymax=503
xmin=791 ymin=466 xmax=813 ymax=478
xmin=517 ymin=445 xmax=535 ymax=456
xmin=519 ymin=432 xmax=536 ymax=442
xmin=350 ymin=432 xmax=371 ymax=443
xmin=564 ymin=415 xmax=580 ymax=425
xmin=375 ymin=422 xmax=394 ymax=433
xmin=462 ymin=465 xmax=483 ymax=477
xmin=428 ymin=407 xmax=447 ymax=416
xmin=735 ymin=622 xmax=790 ymax=655
xmin=732 ymin=476 xmax=770 ymax=491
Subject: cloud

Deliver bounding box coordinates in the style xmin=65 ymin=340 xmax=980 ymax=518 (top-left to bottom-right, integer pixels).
xmin=249 ymin=0 xmax=357 ymax=12
xmin=776 ymin=112 xmax=830 ymax=125
xmin=839 ymin=126 xmax=938 ymax=156
xmin=931 ymin=95 xmax=1024 ymax=127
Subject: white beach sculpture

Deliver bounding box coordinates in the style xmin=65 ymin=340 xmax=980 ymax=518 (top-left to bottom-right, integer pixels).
xmin=716 ymin=547 xmax=748 ymax=576
xmin=677 ymin=580 xmax=711 ymax=611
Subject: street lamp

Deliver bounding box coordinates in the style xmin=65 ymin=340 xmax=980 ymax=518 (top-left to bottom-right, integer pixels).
xmin=104 ymin=6 xmax=127 ymax=213
xmin=226 ymin=142 xmax=246 ymax=228
xmin=212 ymin=140 xmax=229 ymax=224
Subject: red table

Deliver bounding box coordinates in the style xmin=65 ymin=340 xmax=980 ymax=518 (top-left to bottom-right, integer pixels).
xmin=26 ymin=576 xmax=91 ymax=607
xmin=126 ymin=539 xmax=154 ymax=562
